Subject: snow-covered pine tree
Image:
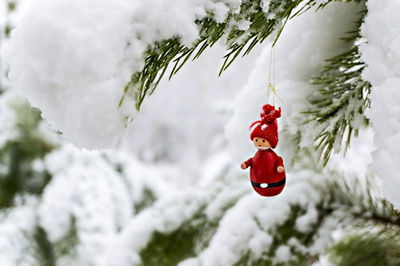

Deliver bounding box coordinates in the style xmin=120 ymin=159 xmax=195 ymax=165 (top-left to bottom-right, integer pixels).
xmin=1 ymin=0 xmax=400 ymax=265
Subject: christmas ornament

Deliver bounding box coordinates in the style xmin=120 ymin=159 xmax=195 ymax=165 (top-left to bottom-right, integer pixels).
xmin=240 ymin=104 xmax=286 ymax=197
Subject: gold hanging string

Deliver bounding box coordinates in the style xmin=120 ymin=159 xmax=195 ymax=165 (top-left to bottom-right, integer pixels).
xmin=267 ymin=45 xmax=283 ymax=105
xmin=267 ymin=45 xmax=273 ymax=103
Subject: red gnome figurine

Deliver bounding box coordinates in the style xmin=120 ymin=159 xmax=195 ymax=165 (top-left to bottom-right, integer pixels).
xmin=240 ymin=104 xmax=286 ymax=197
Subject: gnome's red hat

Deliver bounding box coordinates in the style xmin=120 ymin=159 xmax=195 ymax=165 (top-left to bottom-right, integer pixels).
xmin=250 ymin=104 xmax=281 ymax=148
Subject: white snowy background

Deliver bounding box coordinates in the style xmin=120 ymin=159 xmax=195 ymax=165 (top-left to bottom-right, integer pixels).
xmin=0 ymin=0 xmax=398 ymax=265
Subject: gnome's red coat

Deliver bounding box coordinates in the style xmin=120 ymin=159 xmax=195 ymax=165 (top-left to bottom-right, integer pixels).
xmin=244 ymin=149 xmax=285 ymax=197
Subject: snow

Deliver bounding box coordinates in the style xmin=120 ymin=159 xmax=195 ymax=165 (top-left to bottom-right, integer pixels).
xmin=38 ymin=145 xmax=133 ymax=265
xmin=3 ymin=0 xmax=242 ymax=149
xmin=261 ymin=0 xmax=272 ymax=13
xmin=179 ymin=170 xmax=328 ymax=266
xmin=275 ymin=245 xmax=291 ymax=263
xmin=105 ymin=150 xmax=246 ymax=266
xmin=4 ymin=0 xmax=139 ymax=148
xmin=360 ymin=0 xmax=400 ymax=210
xmin=106 ymin=188 xmax=217 ymax=266
xmin=296 ymin=206 xmax=318 ymax=233
xmin=0 ymin=90 xmax=59 ymax=149
xmin=0 ymin=198 xmax=38 ymax=266
xmin=32 ymin=143 xmax=190 ymax=266
xmin=0 ymin=0 xmax=398 ymax=265
xmin=248 ymin=231 xmax=273 ymax=258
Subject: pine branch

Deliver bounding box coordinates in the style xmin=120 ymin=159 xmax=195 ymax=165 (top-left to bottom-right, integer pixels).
xmin=326 ymin=176 xmax=400 ymax=227
xmin=32 ymin=226 xmax=56 ymax=266
xmin=322 ymin=175 xmax=400 ymax=266
xmin=121 ymin=0 xmax=320 ymax=110
xmin=328 ymin=229 xmax=400 ymax=266
xmin=0 ymin=96 xmax=58 ymax=208
xmin=303 ymin=8 xmax=370 ymax=166
xmin=134 ymin=169 xmax=398 ymax=266
xmin=120 ymin=0 xmax=366 ymax=112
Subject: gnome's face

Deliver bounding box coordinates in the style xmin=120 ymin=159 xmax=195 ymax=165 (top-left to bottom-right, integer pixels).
xmin=252 ymin=137 xmax=271 ymax=150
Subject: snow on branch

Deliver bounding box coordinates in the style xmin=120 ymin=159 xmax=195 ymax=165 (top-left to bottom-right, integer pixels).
xmin=359 ymin=0 xmax=400 ymax=210
xmin=4 ymin=0 xmax=319 ymax=149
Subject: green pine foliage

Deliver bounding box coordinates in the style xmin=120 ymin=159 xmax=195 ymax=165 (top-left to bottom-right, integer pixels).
xmin=304 ymin=7 xmax=371 ymax=166
xmin=121 ymin=0 xmax=319 ymax=110
xmin=326 ymin=176 xmax=400 ymax=225
xmin=4 ymin=1 xmax=16 ymax=37
xmin=139 ymin=188 xmax=242 ymax=266
xmin=325 ymin=175 xmax=400 ymax=266
xmin=134 ymin=187 xmax=157 ymax=213
xmin=0 ymin=95 xmax=59 ymax=208
xmin=328 ymin=229 xmax=400 ymax=266
xmin=134 ymin=174 xmax=400 ymax=266
xmin=51 ymin=216 xmax=79 ymax=263
xmin=32 ymin=226 xmax=56 ymax=266
xmin=0 ymin=0 xmax=58 ymax=209
xmin=140 ymin=213 xmax=219 ymax=266
xmin=233 ymin=204 xmax=324 ymax=266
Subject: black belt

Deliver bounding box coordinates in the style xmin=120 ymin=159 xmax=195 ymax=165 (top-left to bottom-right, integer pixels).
xmin=251 ymin=178 xmax=286 ymax=188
